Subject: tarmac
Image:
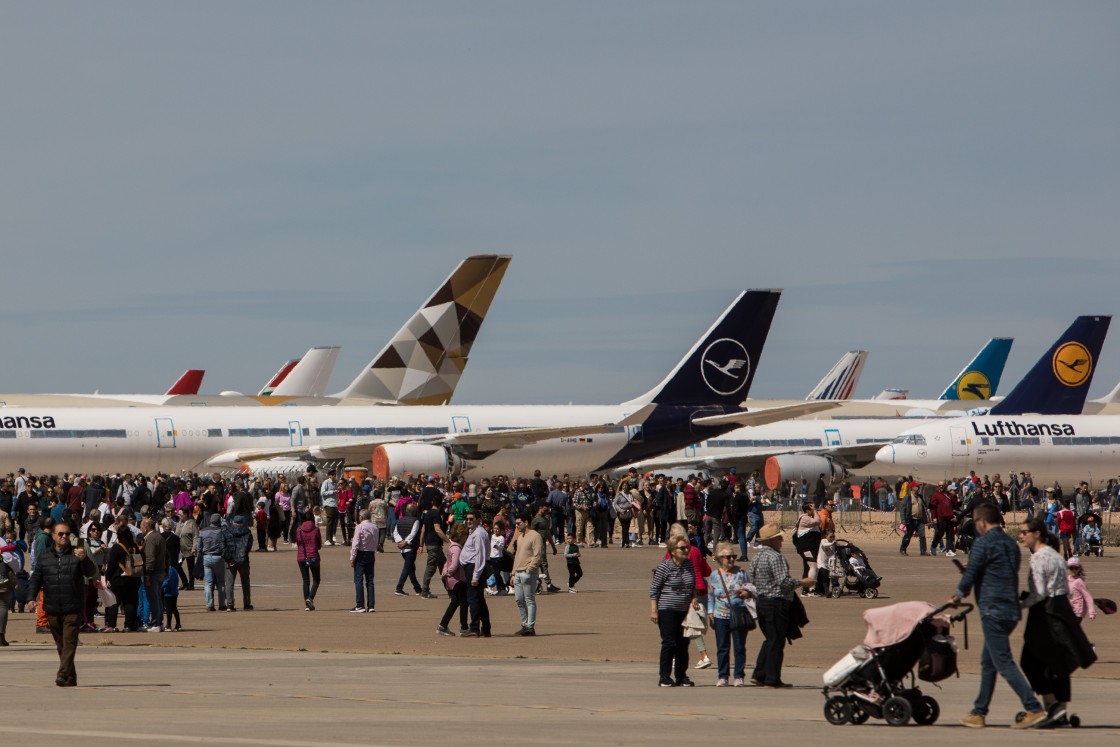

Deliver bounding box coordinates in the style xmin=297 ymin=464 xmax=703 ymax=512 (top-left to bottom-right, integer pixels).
xmin=3 ymin=529 xmax=1118 ymax=745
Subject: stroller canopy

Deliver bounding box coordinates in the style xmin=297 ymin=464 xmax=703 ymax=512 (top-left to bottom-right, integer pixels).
xmin=862 ymin=601 xmax=949 ymax=649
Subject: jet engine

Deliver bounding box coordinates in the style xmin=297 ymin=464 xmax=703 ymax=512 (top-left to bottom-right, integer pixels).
xmin=372 ymin=444 xmax=460 ymax=480
xmin=763 ymin=454 xmax=845 ymax=491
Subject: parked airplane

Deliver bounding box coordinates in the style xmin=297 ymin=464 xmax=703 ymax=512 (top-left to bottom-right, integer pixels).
xmin=803 ymin=351 xmax=868 ymax=401
xmin=877 ymin=315 xmax=1114 ymax=486
xmin=626 ymin=324 xmax=1097 ymax=488
xmin=0 ymin=290 xmax=834 ymax=477
xmin=164 ymin=370 xmax=205 ymax=396
xmin=0 ymin=255 xmax=510 ymax=409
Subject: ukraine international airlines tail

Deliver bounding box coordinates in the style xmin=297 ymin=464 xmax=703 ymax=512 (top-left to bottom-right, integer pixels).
xmin=0 ymin=289 xmax=835 ymax=476
xmin=877 ymin=315 xmax=1115 ymax=487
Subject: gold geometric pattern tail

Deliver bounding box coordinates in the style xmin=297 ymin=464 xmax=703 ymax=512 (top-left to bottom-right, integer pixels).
xmin=339 ymin=255 xmax=511 ymax=405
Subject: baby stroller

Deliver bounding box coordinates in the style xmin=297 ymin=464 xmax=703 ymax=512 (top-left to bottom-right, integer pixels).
xmin=829 ymin=539 xmax=882 ymax=599
xmin=822 ymin=601 xmax=972 ymax=726
xmin=1078 ymin=512 xmax=1103 ymax=558
xmin=954 ymin=517 xmax=976 ymax=554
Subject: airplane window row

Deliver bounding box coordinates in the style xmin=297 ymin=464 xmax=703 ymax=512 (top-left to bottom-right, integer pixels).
xmin=707 ymin=438 xmax=823 ymax=448
xmin=890 ymin=434 xmax=927 ymax=445
xmin=315 ymin=427 xmax=446 ymax=437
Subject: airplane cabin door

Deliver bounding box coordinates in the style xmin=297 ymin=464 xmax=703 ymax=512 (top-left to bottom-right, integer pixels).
xmin=289 ymin=421 xmax=303 ymax=447
xmin=824 ymin=428 xmax=842 ymax=447
xmin=452 ymin=416 xmax=471 ymax=434
xmin=155 ymin=418 xmax=176 ymax=448
xmin=950 ymin=426 xmax=969 ymax=457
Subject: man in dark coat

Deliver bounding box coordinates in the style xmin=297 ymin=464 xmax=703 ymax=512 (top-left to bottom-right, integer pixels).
xmin=27 ymin=523 xmax=98 ymax=686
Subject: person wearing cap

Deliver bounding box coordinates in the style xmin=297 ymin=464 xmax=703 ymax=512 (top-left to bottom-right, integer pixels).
xmin=748 ymin=524 xmax=812 ymax=687
xmin=198 ymin=515 xmax=228 ymax=612
xmin=1065 ymin=556 xmax=1096 ymax=621
xmin=222 ymin=514 xmax=254 ymax=611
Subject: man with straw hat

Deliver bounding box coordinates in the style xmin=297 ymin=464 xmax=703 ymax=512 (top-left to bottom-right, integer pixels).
xmin=748 ymin=523 xmax=812 ymax=687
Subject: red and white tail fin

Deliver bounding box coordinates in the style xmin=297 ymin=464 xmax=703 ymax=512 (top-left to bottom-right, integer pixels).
xmin=165 ymin=370 xmax=205 ymax=396
xmin=258 ymin=359 xmax=300 ymax=396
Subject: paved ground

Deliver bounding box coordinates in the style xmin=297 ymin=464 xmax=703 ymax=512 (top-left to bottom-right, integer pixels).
xmin=4 ymin=530 xmax=1118 ymax=744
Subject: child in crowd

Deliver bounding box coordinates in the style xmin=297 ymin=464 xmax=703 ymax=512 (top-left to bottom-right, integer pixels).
xmin=254 ymin=499 xmax=268 ymax=552
xmin=486 ymin=520 xmax=509 ymax=596
xmin=162 ymin=565 xmax=181 ymax=631
xmin=1066 ymin=557 xmax=1096 ymax=622
xmin=565 ymin=533 xmax=583 ymax=593
xmin=816 ymin=530 xmax=839 ymax=597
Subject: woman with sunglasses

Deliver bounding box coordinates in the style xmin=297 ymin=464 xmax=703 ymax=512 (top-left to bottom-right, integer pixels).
xmin=706 ymin=542 xmax=754 ymax=686
xmin=650 ymin=535 xmax=698 ymax=687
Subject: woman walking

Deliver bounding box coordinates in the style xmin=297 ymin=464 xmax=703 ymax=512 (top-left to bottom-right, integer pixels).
xmin=436 ymin=523 xmax=469 ymax=635
xmin=105 ymin=527 xmax=143 ymax=632
xmin=295 ymin=511 xmax=322 ymax=610
xmin=792 ymin=503 xmax=822 ymax=598
xmin=275 ymin=479 xmax=293 ymax=545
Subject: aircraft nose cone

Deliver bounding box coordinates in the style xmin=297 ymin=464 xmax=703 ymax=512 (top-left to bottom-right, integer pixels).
xmin=875 ymin=445 xmax=894 ymax=464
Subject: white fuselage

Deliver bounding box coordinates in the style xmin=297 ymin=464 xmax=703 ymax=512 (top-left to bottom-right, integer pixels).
xmin=875 ymin=415 xmax=1120 ymax=489
xmin=0 ymin=404 xmax=639 ymax=477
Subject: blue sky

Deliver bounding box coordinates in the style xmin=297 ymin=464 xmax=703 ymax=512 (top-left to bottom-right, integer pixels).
xmin=2 ymin=3 xmax=1118 ymax=404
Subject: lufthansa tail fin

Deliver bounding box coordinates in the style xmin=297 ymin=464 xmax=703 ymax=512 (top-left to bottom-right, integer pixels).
xmin=989 ymin=316 xmax=1111 ymax=415
xmin=937 ymin=337 xmax=1013 ymax=400
xmin=337 ymin=255 xmax=511 ymax=405
xmin=625 ymin=289 xmax=781 ymax=408
xmin=165 ymin=370 xmax=205 ymax=396
xmin=805 ymin=350 xmax=868 ymax=401
xmin=271 ymin=346 xmax=341 ymax=397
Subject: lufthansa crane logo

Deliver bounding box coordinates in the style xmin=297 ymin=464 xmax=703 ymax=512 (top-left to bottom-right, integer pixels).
xmin=956 ymin=371 xmax=991 ymax=400
xmin=700 ymin=338 xmax=751 ymax=396
xmin=1052 ymin=342 xmax=1092 ymax=387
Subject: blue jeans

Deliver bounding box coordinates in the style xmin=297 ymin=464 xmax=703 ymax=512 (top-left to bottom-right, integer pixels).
xmin=514 ymin=570 xmax=539 ymax=630
xmin=203 ymin=556 xmax=227 ymax=610
xmin=736 ymin=520 xmax=749 ymax=558
xmin=745 ymin=516 xmax=763 ymax=545
xmin=972 ymin=615 xmax=1042 ymax=716
xmin=145 ymin=572 xmax=166 ymax=629
xmin=713 ymin=616 xmax=747 ymax=679
xmin=353 ymin=550 xmax=375 ymax=609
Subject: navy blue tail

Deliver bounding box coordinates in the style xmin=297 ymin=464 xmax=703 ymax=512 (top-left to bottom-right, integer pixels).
xmin=627 ymin=289 xmax=781 ymax=407
xmin=989 ymin=315 xmax=1111 ymax=415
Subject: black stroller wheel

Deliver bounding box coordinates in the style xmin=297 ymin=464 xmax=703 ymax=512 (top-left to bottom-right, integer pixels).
xmin=848 ymin=698 xmax=870 ymax=724
xmin=830 ymin=586 xmax=842 ymax=599
xmin=883 ymin=695 xmax=912 ymax=726
xmin=912 ymin=695 xmax=940 ymax=725
xmin=862 ymin=587 xmax=878 ymax=599
xmin=824 ymin=695 xmax=852 ymax=725
xmin=1069 ymin=714 xmax=1081 ymax=728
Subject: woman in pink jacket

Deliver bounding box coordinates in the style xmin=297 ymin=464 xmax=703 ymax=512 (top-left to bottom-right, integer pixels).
xmin=295 ymin=516 xmax=322 ymax=611
xmin=436 ymin=523 xmax=469 ymax=636
xmin=1066 ymin=557 xmax=1096 ymax=621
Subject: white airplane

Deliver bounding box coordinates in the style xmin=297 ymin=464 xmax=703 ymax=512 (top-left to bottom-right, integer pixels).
xmin=0 ymin=290 xmax=835 ymax=477
xmin=624 ymin=337 xmax=1016 ymax=486
xmin=803 ymin=350 xmax=868 ymax=401
xmin=0 ymin=255 xmax=510 ymax=409
xmin=877 ymin=315 xmax=1115 ymax=487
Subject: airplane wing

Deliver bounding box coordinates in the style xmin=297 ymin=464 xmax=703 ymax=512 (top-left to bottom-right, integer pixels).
xmin=206 ymin=405 xmax=656 ymax=468
xmin=691 ymin=401 xmax=839 ymax=428
xmin=626 ymin=440 xmax=886 ymax=475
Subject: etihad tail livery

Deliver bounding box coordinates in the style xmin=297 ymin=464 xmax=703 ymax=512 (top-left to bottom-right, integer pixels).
xmin=0 ymin=289 xmax=835 ymax=477
xmin=878 ymin=315 xmax=1114 ymax=486
xmin=937 ymin=337 xmax=1012 ymax=401
xmin=335 ymin=254 xmax=510 ymax=406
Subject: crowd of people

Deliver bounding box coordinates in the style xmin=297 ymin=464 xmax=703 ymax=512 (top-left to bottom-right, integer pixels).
xmin=0 ymin=464 xmax=1106 ymax=725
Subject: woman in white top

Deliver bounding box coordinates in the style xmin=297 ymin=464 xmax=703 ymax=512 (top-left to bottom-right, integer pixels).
xmin=1018 ymin=516 xmax=1096 ymax=728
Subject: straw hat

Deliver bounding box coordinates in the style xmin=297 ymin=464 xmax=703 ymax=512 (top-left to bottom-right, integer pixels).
xmin=757 ymin=524 xmax=784 ymax=543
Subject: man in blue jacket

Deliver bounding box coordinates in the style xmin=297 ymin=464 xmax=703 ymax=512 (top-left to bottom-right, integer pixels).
xmin=950 ymin=503 xmax=1045 ymax=729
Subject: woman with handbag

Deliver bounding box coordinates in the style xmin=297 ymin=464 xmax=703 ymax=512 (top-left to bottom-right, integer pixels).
xmin=706 ymin=542 xmax=755 ymax=687
xmin=650 ymin=535 xmax=698 ymax=687
xmin=105 ymin=525 xmax=143 ymax=632
xmin=295 ymin=512 xmax=322 ymax=611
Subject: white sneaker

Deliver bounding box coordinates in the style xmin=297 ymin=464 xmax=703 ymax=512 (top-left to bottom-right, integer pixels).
xmin=945 ymin=550 xmax=956 ymax=557
xmin=658 ymin=543 xmax=667 ymax=548
xmin=695 ymin=657 xmax=712 ymax=670
xmin=568 ymin=587 xmax=577 ymax=594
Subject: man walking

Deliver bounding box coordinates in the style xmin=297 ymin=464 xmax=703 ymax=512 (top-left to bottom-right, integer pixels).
xmin=459 ymin=511 xmax=491 ymax=637
xmin=749 ymin=524 xmax=811 ymax=687
xmin=27 ymin=522 xmax=97 ymax=686
xmin=222 ymin=515 xmax=254 ymax=611
xmin=320 ymin=469 xmax=340 ymax=545
xmin=951 ymin=503 xmax=1046 ymax=729
xmin=140 ymin=517 xmax=168 ymax=631
xmin=419 ymin=500 xmax=448 ymax=599
xmin=349 ymin=509 xmax=379 ymax=612
xmin=510 ymin=512 xmax=544 ymax=636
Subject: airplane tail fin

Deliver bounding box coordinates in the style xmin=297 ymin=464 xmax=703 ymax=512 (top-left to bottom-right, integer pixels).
xmin=165 ymin=370 xmax=205 ymax=396
xmin=937 ymin=337 xmax=1013 ymax=400
xmin=805 ymin=350 xmax=868 ymax=401
xmin=1089 ymin=380 xmax=1120 ymax=407
xmin=338 ymin=255 xmax=511 ymax=405
xmin=625 ymin=289 xmax=781 ymax=408
xmin=271 ymin=346 xmax=341 ymax=397
xmin=259 ymin=359 xmax=300 ymax=396
xmin=989 ymin=316 xmax=1111 ymax=415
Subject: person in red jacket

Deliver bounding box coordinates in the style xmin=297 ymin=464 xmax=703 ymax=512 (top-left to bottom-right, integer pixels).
xmin=929 ymin=482 xmax=957 ymax=557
